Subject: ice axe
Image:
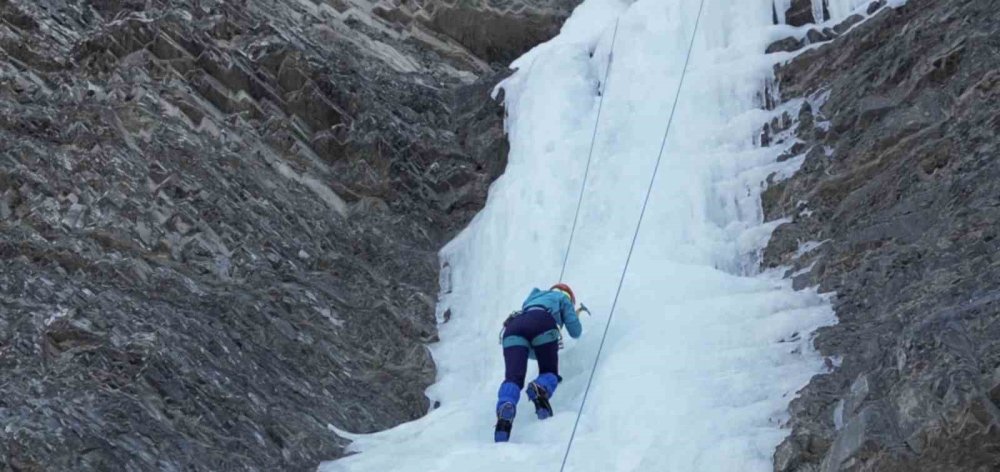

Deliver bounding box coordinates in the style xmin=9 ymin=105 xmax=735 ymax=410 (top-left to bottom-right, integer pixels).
xmin=577 ymin=303 xmax=592 ymax=317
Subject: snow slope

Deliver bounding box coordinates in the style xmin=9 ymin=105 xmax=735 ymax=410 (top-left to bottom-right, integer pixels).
xmin=320 ymin=0 xmax=862 ymax=470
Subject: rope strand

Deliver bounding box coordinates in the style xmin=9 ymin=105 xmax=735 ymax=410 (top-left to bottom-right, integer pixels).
xmin=558 ymin=19 xmax=621 ymax=283
xmin=558 ymin=2 xmax=707 ymax=470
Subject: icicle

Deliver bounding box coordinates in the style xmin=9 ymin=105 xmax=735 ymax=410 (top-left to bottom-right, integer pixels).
xmin=773 ymin=0 xmax=791 ymax=24
xmin=811 ymin=0 xmax=828 ymax=24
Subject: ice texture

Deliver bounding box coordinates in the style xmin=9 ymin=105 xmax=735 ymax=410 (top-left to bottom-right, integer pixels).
xmin=319 ymin=0 xmax=849 ymax=470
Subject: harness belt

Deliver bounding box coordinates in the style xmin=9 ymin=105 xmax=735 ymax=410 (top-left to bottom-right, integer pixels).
xmin=501 ymin=328 xmax=562 ymax=349
xmin=501 ymin=308 xmax=562 ymax=350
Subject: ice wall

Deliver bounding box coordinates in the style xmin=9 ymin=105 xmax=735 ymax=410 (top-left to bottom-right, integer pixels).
xmin=320 ymin=0 xmax=846 ymax=470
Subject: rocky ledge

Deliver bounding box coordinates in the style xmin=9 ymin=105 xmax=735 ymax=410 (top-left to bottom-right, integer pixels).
xmin=0 ymin=0 xmax=574 ymax=470
xmin=761 ymin=0 xmax=1000 ymax=470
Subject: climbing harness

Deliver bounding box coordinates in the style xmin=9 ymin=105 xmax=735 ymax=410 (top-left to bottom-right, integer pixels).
xmin=498 ymin=309 xmax=523 ymax=345
xmin=557 ymin=1 xmax=708 ymax=471
xmin=499 ymin=309 xmax=566 ymax=354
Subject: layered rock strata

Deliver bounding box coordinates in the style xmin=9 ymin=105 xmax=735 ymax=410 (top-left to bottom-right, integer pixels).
xmin=0 ymin=0 xmax=573 ymax=469
xmin=762 ymin=0 xmax=1000 ymax=470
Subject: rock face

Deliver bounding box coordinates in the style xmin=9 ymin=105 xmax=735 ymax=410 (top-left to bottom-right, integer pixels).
xmin=784 ymin=0 xmax=830 ymax=27
xmin=400 ymin=0 xmax=579 ymax=64
xmin=762 ymin=0 xmax=1000 ymax=470
xmin=0 ymin=0 xmax=571 ymax=470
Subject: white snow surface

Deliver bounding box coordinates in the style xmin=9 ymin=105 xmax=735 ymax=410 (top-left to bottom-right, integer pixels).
xmin=319 ymin=0 xmax=854 ymax=470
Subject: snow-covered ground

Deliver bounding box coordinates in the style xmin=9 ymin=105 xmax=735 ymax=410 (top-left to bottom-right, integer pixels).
xmin=319 ymin=0 xmax=872 ymax=470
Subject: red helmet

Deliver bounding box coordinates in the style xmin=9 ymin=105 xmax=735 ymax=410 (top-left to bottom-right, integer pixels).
xmin=550 ymin=283 xmax=576 ymax=305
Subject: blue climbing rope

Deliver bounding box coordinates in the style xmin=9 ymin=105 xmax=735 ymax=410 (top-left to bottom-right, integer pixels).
xmin=558 ymin=1 xmax=708 ymax=470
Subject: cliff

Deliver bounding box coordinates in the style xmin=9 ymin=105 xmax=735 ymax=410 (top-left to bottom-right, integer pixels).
xmin=0 ymin=0 xmax=572 ymax=469
xmin=763 ymin=0 xmax=1000 ymax=470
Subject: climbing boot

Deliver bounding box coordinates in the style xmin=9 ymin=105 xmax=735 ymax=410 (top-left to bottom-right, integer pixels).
xmin=494 ymin=402 xmax=515 ymax=442
xmin=526 ymin=381 xmax=553 ymax=420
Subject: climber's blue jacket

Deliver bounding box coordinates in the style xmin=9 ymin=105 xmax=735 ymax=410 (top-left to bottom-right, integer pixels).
xmin=522 ymin=289 xmax=582 ymax=338
xmin=502 ymin=288 xmax=582 ymax=350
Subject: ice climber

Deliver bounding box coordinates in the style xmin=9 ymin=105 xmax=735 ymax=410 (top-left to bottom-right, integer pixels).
xmin=494 ymin=283 xmax=583 ymax=442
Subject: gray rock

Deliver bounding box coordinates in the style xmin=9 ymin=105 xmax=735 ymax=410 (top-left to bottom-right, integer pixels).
xmin=856 ymin=95 xmax=896 ymax=127
xmin=805 ymin=29 xmax=832 ymax=45
xmin=768 ymin=36 xmax=806 ymax=54
xmin=842 ymin=374 xmax=870 ymax=420
xmin=820 ymin=403 xmax=907 ymax=472
xmin=766 ymin=0 xmax=1000 ymax=470
xmin=421 ymin=0 xmax=578 ymax=64
xmin=833 ymin=14 xmax=865 ymax=35
xmin=775 ymin=439 xmax=804 ymax=472
xmin=0 ymin=0 xmax=561 ymax=469
xmin=990 ymin=367 xmax=1000 ymax=406
xmin=784 ymin=0 xmax=831 ymax=27
xmin=867 ymin=1 xmax=886 ymax=15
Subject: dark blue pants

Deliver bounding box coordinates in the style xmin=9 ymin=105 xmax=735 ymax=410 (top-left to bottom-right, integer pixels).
xmin=503 ymin=309 xmax=559 ymax=389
